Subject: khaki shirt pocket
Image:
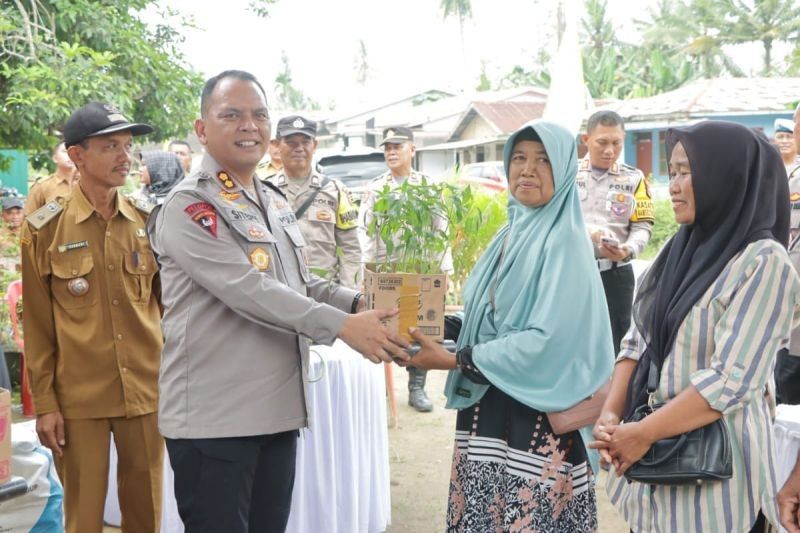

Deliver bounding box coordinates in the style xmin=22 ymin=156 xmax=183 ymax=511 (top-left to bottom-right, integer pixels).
xmin=123 ymin=250 xmax=158 ymax=304
xmin=50 ymin=254 xmax=98 ymax=309
xmin=284 ymin=223 xmax=311 ymax=283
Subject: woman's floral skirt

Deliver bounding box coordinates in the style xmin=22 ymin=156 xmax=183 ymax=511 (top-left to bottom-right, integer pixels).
xmin=447 ymin=386 xmax=597 ymax=532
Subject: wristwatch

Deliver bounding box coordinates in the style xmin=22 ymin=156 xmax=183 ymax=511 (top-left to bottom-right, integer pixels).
xmin=350 ymin=293 xmax=363 ymax=314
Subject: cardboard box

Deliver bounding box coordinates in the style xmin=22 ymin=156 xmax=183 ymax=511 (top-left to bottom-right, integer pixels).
xmin=0 ymin=388 xmax=10 ymax=485
xmin=364 ymin=264 xmax=447 ymax=342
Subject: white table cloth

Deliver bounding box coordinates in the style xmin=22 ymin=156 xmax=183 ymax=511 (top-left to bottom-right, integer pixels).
xmin=773 ymin=404 xmax=800 ymax=533
xmin=105 ymin=340 xmax=391 ymax=533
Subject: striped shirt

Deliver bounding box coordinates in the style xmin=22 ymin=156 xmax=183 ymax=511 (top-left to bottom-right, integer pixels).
xmin=607 ymin=239 xmax=800 ymax=532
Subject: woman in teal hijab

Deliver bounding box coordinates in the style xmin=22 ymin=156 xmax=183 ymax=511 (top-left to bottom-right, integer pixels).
xmin=406 ymin=119 xmax=614 ymax=531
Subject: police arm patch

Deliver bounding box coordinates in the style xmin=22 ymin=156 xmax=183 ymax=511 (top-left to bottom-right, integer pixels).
xmin=335 ymin=185 xmax=358 ymax=230
xmin=184 ymin=202 xmax=218 ymax=238
xmin=630 ymin=179 xmax=655 ymax=223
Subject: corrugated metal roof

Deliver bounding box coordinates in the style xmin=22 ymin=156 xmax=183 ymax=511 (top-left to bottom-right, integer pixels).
xmin=614 ymin=77 xmax=800 ymax=121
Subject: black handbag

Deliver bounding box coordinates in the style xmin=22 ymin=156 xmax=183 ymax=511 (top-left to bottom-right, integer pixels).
xmin=624 ymin=360 xmax=733 ymax=485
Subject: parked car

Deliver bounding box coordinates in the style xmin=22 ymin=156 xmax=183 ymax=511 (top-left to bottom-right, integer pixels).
xmin=457 ymin=161 xmax=507 ymax=193
xmin=317 ymin=149 xmax=387 ymax=203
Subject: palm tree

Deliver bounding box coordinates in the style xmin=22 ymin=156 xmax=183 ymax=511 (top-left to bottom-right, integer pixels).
xmin=726 ymin=0 xmax=800 ymax=75
xmin=440 ymin=0 xmax=472 ymax=89
xmin=638 ymin=0 xmax=744 ymax=78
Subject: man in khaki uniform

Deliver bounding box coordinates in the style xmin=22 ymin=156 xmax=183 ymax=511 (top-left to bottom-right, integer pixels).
xmin=0 ymin=196 xmax=24 ymax=274
xmin=150 ymin=70 xmax=407 ymax=532
xmin=25 ymin=141 xmax=78 ymax=215
xmin=359 ymin=126 xmax=453 ymax=413
xmin=168 ymin=139 xmax=194 ymax=173
xmin=256 ymin=136 xmax=284 ymax=180
xmin=777 ymin=103 xmax=800 ymax=405
xmin=577 ymin=110 xmax=654 ymax=354
xmin=267 ymin=115 xmax=361 ymax=288
xmin=21 ymin=102 xmax=163 ymax=533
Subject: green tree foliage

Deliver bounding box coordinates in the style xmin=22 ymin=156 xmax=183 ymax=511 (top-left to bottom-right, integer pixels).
xmin=273 ymin=50 xmax=320 ymax=111
xmin=448 ymin=188 xmax=507 ymax=303
xmin=725 ymin=0 xmax=800 ymax=75
xmin=0 ymin=0 xmax=203 ymax=169
xmin=496 ymin=0 xmax=800 ymax=100
xmin=642 ymin=198 xmax=679 ymax=259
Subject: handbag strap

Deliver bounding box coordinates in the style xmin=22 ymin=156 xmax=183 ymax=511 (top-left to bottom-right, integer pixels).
xmin=647 ymin=359 xmax=660 ymax=406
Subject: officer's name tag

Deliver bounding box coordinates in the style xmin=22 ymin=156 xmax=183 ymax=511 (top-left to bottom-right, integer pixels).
xmin=58 ymin=240 xmax=89 ymax=253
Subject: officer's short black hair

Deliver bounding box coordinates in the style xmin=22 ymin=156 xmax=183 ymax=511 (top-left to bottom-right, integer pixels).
xmin=586 ymin=110 xmax=625 ymax=134
xmin=168 ymin=139 xmax=192 ymax=152
xmin=201 ymin=70 xmax=268 ymax=118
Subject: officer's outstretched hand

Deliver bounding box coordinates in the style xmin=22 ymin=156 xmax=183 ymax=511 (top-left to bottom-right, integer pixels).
xmin=36 ymin=411 xmax=65 ymax=457
xmin=339 ymin=309 xmax=410 ymax=364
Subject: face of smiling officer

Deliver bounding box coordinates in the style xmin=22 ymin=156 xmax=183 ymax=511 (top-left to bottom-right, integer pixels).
xmin=195 ymin=76 xmax=271 ymax=181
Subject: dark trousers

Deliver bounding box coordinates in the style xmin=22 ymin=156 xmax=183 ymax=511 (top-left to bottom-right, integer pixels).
xmin=776 ymin=348 xmax=800 ymax=405
xmin=166 ymin=430 xmax=299 ymax=533
xmin=600 ymin=263 xmax=635 ymax=356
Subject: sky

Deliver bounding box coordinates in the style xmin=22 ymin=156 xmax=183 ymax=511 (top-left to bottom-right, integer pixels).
xmin=146 ymin=0 xmax=782 ymax=116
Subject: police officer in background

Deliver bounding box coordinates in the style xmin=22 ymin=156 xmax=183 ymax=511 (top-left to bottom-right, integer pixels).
xmin=256 ymin=135 xmax=284 ymax=180
xmin=168 ymin=139 xmax=194 ymax=174
xmin=577 ymin=110 xmax=654 ymax=354
xmin=359 ymin=126 xmax=453 ymax=413
xmin=777 ymin=103 xmax=800 ymax=405
xmin=775 ymin=118 xmax=800 ymax=175
xmin=267 ymin=115 xmax=361 ymax=288
xmin=21 ymin=102 xmax=163 ymax=533
xmin=149 ymin=70 xmax=408 ymax=533
xmin=25 ymin=141 xmax=78 ymax=215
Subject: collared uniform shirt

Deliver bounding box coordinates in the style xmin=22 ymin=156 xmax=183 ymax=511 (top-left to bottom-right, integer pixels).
xmin=24 ymin=174 xmax=76 ymax=215
xmin=21 ymin=186 xmax=162 ymax=419
xmin=255 ymin=160 xmax=283 ymax=181
xmin=267 ymin=172 xmax=361 ymax=288
xmin=576 ymin=157 xmax=654 ymax=258
xmin=607 ymin=240 xmax=800 ymax=532
xmin=788 ymin=162 xmax=800 ymax=240
xmin=358 ymin=170 xmax=453 ymax=272
xmin=150 ymin=154 xmax=358 ymax=439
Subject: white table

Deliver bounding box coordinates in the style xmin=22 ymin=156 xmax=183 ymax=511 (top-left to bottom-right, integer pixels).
xmin=774 ymin=404 xmax=800 ymax=533
xmin=105 ymin=340 xmax=391 ymax=533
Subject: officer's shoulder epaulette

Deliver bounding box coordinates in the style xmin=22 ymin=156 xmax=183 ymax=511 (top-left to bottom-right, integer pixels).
xmin=29 ymin=175 xmax=51 ymax=189
xmin=619 ymin=162 xmax=644 ymax=175
xmin=26 ymin=199 xmax=63 ymax=230
xmin=127 ymin=195 xmax=154 ymax=215
xmin=262 ymin=180 xmax=288 ymax=199
xmin=366 ymin=172 xmax=390 ymax=189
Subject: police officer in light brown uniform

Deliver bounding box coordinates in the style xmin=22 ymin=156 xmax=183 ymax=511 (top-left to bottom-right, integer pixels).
xmin=786 ymin=106 xmax=800 ymax=243
xmin=149 ymin=70 xmax=408 ymax=533
xmin=25 ymin=141 xmax=78 ymax=215
xmin=267 ymin=115 xmax=361 ymax=288
xmin=777 ymin=103 xmax=800 ymax=405
xmin=577 ymin=110 xmax=654 ymax=354
xmin=21 ymin=102 xmax=163 ymax=533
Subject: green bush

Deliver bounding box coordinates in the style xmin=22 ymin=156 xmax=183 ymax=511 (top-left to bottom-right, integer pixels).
xmin=448 ymin=190 xmax=508 ymax=304
xmin=642 ymin=198 xmax=679 ymax=259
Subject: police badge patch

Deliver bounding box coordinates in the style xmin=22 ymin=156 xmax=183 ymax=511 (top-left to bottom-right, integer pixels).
xmin=184 ymin=202 xmax=218 ymax=238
